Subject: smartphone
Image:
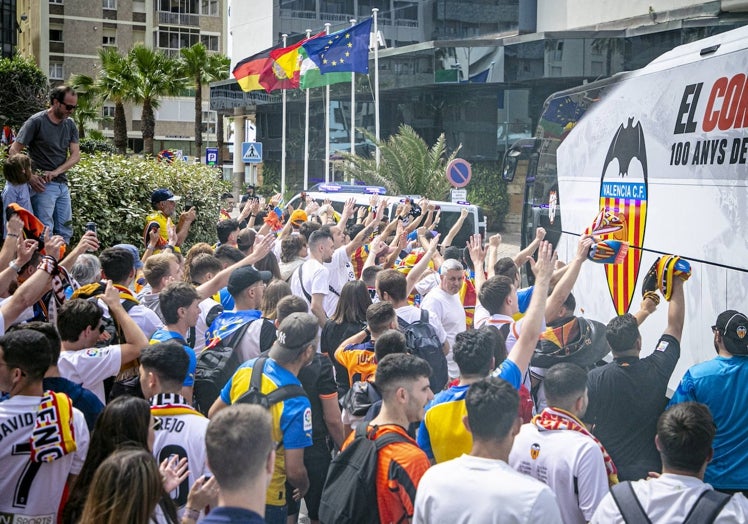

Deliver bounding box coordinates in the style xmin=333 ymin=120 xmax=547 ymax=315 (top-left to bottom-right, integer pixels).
xmin=184 ymin=200 xmax=195 ymax=211
xmin=85 ymin=222 xmax=97 ymax=234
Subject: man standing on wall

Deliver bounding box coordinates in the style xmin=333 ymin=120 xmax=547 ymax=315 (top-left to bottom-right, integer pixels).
xmin=10 ymin=85 xmax=80 ymax=243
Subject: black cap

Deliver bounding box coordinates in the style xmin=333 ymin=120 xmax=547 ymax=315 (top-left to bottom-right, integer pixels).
xmin=227 ymin=266 xmax=272 ymax=297
xmin=271 ymin=313 xmax=319 ymax=358
xmin=716 ymin=310 xmax=748 ymax=355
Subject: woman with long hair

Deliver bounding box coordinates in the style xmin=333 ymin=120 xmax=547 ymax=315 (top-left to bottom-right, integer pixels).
xmin=261 ymin=280 xmax=292 ymax=320
xmin=278 ymin=235 xmax=307 ymax=282
xmin=253 ymin=251 xmax=282 ymax=281
xmin=78 ymin=447 xmax=164 ymax=524
xmin=320 ymin=280 xmax=372 ymax=396
xmin=62 ymin=396 xmax=181 ymax=524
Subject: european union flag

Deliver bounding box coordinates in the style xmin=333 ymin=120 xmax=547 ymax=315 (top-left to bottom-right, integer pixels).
xmin=302 ymin=18 xmax=373 ymax=75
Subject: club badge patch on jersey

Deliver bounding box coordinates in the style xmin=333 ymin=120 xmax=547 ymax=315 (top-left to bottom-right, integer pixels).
xmin=303 ymin=407 xmax=312 ymax=432
xmin=656 ymin=340 xmax=669 ymax=352
xmin=85 ymin=348 xmax=101 ymax=357
xmin=530 ymin=443 xmax=541 ymax=460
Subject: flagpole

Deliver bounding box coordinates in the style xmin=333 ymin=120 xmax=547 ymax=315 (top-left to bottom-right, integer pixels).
xmin=349 ymin=18 xmax=356 ymax=183
xmin=372 ymin=9 xmax=380 ymax=168
xmin=324 ymin=22 xmax=331 ymax=183
xmin=303 ymin=28 xmax=311 ymax=190
xmin=281 ymin=33 xmax=288 ymax=196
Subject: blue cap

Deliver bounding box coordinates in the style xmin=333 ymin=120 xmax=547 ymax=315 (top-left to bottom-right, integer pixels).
xmin=113 ymin=244 xmax=144 ymax=270
xmin=151 ymin=188 xmax=180 ymax=205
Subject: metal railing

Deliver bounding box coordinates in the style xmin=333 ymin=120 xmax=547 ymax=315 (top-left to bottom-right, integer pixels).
xmin=280 ymin=9 xmax=317 ymax=20
xmin=158 ymin=11 xmax=199 ymax=27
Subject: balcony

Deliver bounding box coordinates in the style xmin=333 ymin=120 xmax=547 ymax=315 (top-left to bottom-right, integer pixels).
xmin=158 ymin=11 xmax=199 ymax=27
xmin=320 ymin=12 xmax=355 ymax=22
xmin=280 ymin=9 xmax=317 ymax=20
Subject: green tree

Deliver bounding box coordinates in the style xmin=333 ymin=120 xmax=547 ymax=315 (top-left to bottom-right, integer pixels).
xmin=0 ymin=54 xmax=48 ymax=130
xmin=127 ymin=45 xmax=187 ymax=156
xmin=177 ymin=43 xmax=230 ymax=161
xmin=343 ymin=124 xmax=458 ymax=199
xmin=68 ymin=73 xmax=103 ymax=139
xmin=96 ymin=48 xmax=132 ymax=154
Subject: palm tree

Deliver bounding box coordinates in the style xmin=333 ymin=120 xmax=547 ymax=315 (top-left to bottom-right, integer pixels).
xmin=177 ymin=43 xmax=230 ymax=161
xmin=68 ymin=73 xmax=103 ymax=139
xmin=127 ymin=45 xmax=187 ymax=156
xmin=96 ymin=48 xmax=132 ymax=154
xmin=343 ymin=124 xmax=459 ymax=200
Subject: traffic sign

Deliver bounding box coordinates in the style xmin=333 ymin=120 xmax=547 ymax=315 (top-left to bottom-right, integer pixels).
xmin=205 ymin=147 xmax=218 ymax=166
xmin=451 ymin=189 xmax=467 ymax=203
xmin=446 ymin=158 xmax=472 ymax=188
xmin=242 ymin=142 xmax=263 ymax=164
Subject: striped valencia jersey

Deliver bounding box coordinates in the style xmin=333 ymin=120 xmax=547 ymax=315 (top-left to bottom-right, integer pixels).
xmin=417 ymin=360 xmax=522 ymax=463
xmin=342 ymin=424 xmax=430 ymax=524
xmin=459 ymin=274 xmax=478 ymax=328
xmin=351 ymin=244 xmax=369 ymax=279
xmin=335 ymin=341 xmax=377 ymax=387
xmin=219 ymin=358 xmax=312 ymax=507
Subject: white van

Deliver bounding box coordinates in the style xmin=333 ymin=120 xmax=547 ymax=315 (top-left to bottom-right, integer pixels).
xmin=506 ymin=25 xmax=748 ymax=392
xmin=287 ymin=186 xmax=486 ymax=248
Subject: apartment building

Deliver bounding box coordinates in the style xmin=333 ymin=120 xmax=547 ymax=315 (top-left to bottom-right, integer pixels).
xmin=16 ymin=0 xmax=227 ymax=156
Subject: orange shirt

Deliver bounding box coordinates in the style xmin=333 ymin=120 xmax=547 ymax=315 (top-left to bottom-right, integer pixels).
xmin=335 ymin=342 xmax=377 ymax=387
xmin=342 ymin=424 xmax=430 ymax=524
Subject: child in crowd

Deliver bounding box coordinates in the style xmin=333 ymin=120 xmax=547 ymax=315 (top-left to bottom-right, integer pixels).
xmin=2 ymin=153 xmax=34 ymax=225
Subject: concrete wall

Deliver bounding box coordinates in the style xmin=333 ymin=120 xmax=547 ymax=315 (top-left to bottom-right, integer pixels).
xmin=537 ymin=0 xmax=707 ymax=31
xmin=229 ymin=0 xmax=274 ymax=67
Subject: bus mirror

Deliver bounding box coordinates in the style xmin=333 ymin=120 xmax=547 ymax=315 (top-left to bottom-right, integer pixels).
xmin=502 ymin=154 xmax=519 ymax=182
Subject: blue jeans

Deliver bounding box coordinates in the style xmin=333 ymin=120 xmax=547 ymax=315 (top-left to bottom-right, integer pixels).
xmin=264 ymin=504 xmax=287 ymax=524
xmin=31 ymin=181 xmax=72 ymax=243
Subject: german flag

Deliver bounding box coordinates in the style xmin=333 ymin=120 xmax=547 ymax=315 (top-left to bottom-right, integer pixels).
xmin=232 ymin=47 xmax=274 ymax=92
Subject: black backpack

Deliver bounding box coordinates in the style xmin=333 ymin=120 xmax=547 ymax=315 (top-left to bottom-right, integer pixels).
xmin=398 ymin=309 xmax=449 ymax=392
xmin=235 ymin=356 xmax=307 ymax=408
xmin=193 ymin=320 xmax=254 ymax=415
xmin=318 ymin=424 xmax=411 ymax=524
xmin=342 ymin=380 xmax=382 ymax=417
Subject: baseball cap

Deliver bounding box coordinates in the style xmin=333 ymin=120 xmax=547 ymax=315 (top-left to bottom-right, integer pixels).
xmin=290 ymin=209 xmax=308 ymax=226
xmin=151 ymin=188 xmax=181 ymax=205
xmin=715 ymin=310 xmax=748 ymax=355
xmin=113 ymin=244 xmax=144 ymax=270
xmin=227 ymin=266 xmax=272 ymax=297
xmin=271 ymin=313 xmax=319 ymax=359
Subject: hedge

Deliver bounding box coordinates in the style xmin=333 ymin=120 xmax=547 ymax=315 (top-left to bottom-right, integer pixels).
xmin=68 ymin=153 xmax=230 ymax=248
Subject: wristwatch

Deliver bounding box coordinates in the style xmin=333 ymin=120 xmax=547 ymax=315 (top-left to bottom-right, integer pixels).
xmin=9 ymin=260 xmax=22 ymax=273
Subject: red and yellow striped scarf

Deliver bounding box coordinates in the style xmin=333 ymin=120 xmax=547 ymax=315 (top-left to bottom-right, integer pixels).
xmin=533 ymin=406 xmax=619 ymax=486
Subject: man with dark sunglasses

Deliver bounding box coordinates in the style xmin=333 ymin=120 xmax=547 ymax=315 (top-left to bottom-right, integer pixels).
xmin=9 ymin=85 xmax=80 ymax=243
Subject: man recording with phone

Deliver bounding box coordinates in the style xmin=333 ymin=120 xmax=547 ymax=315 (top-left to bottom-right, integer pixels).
xmin=144 ymin=188 xmax=197 ymax=254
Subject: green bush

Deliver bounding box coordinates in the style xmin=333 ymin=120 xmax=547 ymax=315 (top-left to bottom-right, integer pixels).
xmin=69 ymin=153 xmax=230 ymax=248
xmin=467 ymin=163 xmax=509 ymax=231
xmin=79 ymin=137 xmax=116 ymax=155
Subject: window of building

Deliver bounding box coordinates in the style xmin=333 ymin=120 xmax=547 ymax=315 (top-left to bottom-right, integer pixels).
xmin=49 ymin=0 xmax=63 ymax=4
xmin=102 ymin=105 xmax=116 ymax=118
xmin=49 ymin=63 xmax=63 ymax=79
xmin=103 ymin=0 xmax=116 ymax=8
xmin=200 ymin=34 xmax=218 ymax=51
xmin=158 ymin=27 xmax=199 ymax=52
xmin=103 ymin=33 xmax=116 ymax=46
xmin=201 ymin=0 xmax=218 ymax=16
xmin=49 ymin=29 xmax=63 ymax=42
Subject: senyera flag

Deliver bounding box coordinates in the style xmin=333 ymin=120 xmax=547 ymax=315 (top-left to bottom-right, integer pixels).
xmin=302 ymin=17 xmax=373 ymax=75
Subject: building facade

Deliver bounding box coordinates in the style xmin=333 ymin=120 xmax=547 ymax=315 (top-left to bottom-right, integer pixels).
xmin=15 ymin=0 xmax=228 ymax=156
xmin=214 ymin=0 xmax=748 ymax=190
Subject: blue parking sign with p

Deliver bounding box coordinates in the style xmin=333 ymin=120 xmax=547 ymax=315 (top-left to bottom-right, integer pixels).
xmin=205 ymin=147 xmax=218 ymax=166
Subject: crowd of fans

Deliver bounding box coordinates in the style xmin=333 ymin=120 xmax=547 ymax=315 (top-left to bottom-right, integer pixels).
xmin=2 ymin=88 xmax=748 ymax=523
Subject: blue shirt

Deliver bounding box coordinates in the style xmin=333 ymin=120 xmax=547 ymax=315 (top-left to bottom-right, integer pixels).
xmin=668 ymin=355 xmax=748 ymax=489
xmin=198 ymin=506 xmax=265 ymax=524
xmin=417 ymin=359 xmax=521 ymax=462
xmin=219 ymin=287 xmax=235 ymax=311
xmin=517 ymin=286 xmax=534 ymax=314
xmin=149 ymin=329 xmax=197 ymax=387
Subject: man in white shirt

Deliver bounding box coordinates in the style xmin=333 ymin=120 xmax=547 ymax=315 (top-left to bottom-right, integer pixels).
xmin=510 ymin=363 xmax=610 ymax=524
xmin=0 ymin=329 xmax=90 ymax=523
xmin=592 ymin=402 xmax=748 ymax=522
xmin=56 ymin=280 xmax=148 ymax=403
xmin=290 ymin=229 xmax=335 ymax=327
xmin=420 ymin=258 xmax=466 ymax=378
xmin=140 ymin=341 xmax=210 ymax=518
xmin=187 ymin=253 xmax=224 ymax=352
xmin=413 ymin=376 xmax=563 ymax=524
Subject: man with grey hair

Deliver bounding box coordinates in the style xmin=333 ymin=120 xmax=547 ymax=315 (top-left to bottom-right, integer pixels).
xmin=69 ymin=254 xmax=101 ymax=289
xmin=421 ymin=258 xmax=467 ymax=379
xmin=209 ymin=312 xmax=317 ymax=524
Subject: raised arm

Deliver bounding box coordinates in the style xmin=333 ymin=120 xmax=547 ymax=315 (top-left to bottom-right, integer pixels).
xmin=59 ymin=231 xmax=99 ymax=272
xmin=514 ymin=227 xmax=546 ymax=267
xmin=486 ymin=233 xmax=501 ymax=278
xmin=100 ymin=280 xmax=148 ymax=364
xmin=195 ymin=234 xmax=274 ymax=299
xmin=544 ymin=235 xmax=591 ymax=320
xmin=663 ymin=278 xmax=685 ymax=342
xmin=406 ymin=234 xmax=440 ymax=296
xmin=441 ymin=208 xmax=468 ymax=251
xmin=506 ymin=241 xmax=555 ymax=376
xmin=466 ymin=234 xmax=487 ymax=294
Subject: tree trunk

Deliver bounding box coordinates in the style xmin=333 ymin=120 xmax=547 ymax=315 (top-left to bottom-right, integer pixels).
xmin=77 ymin=123 xmax=86 ymax=140
xmin=142 ymin=98 xmax=155 ymax=156
xmin=194 ymin=75 xmax=203 ymax=162
xmin=114 ymin=102 xmax=127 ymax=154
xmin=217 ymin=113 xmax=225 ymax=163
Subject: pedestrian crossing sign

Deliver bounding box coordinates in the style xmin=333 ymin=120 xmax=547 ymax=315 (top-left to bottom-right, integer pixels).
xmin=242 ymin=141 xmax=263 ymax=164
